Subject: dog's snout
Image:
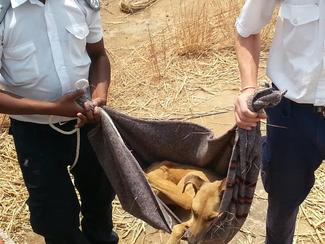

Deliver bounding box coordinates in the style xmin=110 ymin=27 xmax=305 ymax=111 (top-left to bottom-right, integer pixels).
xmin=187 ymin=231 xmax=201 ymax=244
xmin=188 ymin=237 xmax=204 ymax=244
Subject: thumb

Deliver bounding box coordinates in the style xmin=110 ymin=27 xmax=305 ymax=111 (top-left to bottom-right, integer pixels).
xmin=66 ymin=89 xmax=85 ymax=101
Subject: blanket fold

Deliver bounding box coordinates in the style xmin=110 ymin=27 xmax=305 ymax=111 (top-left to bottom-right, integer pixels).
xmin=88 ymin=87 xmax=284 ymax=242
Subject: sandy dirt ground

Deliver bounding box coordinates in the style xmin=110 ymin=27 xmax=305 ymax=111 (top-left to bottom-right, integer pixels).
xmin=17 ymin=0 xmax=321 ymax=243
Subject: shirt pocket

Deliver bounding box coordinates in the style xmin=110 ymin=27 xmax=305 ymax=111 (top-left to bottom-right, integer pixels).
xmin=279 ymin=3 xmax=321 ymax=82
xmin=65 ymin=24 xmax=91 ymax=67
xmin=3 ymin=42 xmax=40 ymax=87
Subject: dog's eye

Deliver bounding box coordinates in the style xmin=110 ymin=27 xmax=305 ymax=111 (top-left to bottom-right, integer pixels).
xmin=207 ymin=215 xmax=217 ymax=221
xmin=192 ymin=210 xmax=199 ymax=218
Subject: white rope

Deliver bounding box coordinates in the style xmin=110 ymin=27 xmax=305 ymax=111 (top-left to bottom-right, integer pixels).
xmin=46 ymin=79 xmax=91 ymax=171
xmin=49 ymin=115 xmax=80 ymax=170
xmin=100 ymin=108 xmax=124 ymax=142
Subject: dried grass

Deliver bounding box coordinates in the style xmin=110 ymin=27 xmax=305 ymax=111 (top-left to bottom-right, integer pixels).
xmin=112 ymin=199 xmax=146 ymax=244
xmin=0 ymin=130 xmax=31 ymax=243
xmin=109 ymin=0 xmax=272 ymax=120
xmin=0 ymin=115 xmax=9 ymax=131
xmin=294 ymin=166 xmax=325 ymax=243
xmin=0 ymin=0 xmax=323 ymax=243
xmin=170 ymin=1 xmax=215 ymax=56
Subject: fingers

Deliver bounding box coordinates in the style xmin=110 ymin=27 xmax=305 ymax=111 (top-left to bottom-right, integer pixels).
xmin=76 ymin=102 xmax=102 ymax=128
xmin=76 ymin=113 xmax=87 ymax=128
xmin=84 ymin=101 xmax=95 ymax=122
xmin=92 ymin=97 xmax=106 ymax=107
xmin=235 ymin=113 xmax=257 ymax=130
xmin=234 ymin=93 xmax=263 ymax=130
xmin=93 ymin=106 xmax=101 ymax=121
xmin=67 ymin=89 xmax=85 ymax=101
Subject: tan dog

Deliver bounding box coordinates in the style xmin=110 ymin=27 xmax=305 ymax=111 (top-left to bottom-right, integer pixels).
xmin=145 ymin=161 xmax=226 ymax=244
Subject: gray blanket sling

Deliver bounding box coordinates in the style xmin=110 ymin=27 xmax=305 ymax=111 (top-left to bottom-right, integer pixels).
xmin=88 ymin=88 xmax=284 ymax=243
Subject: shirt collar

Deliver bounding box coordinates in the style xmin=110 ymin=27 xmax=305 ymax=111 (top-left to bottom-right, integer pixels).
xmin=11 ymin=0 xmax=44 ymax=8
xmin=11 ymin=0 xmax=28 ymax=8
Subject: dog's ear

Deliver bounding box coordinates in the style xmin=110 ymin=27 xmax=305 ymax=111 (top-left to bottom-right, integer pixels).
xmin=182 ymin=175 xmax=205 ymax=195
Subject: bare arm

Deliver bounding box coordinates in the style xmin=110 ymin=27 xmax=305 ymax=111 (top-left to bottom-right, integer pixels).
xmin=0 ymin=89 xmax=85 ymax=117
xmin=0 ymin=38 xmax=108 ymax=120
xmin=234 ymin=32 xmax=266 ymax=130
xmin=233 ymin=0 xmax=277 ymax=130
xmin=87 ymin=38 xmax=110 ymax=104
xmin=236 ymin=33 xmax=260 ymax=90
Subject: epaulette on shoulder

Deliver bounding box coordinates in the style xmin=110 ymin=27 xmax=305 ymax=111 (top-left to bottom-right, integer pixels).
xmin=0 ymin=0 xmax=10 ymax=24
xmin=84 ymin=0 xmax=100 ymax=11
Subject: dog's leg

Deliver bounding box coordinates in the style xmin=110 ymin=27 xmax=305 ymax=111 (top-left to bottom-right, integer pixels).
xmin=166 ymin=219 xmax=192 ymax=244
xmin=147 ymin=176 xmax=193 ymax=210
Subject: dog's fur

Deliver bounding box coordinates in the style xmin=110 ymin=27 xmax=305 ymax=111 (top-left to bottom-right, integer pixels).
xmin=145 ymin=161 xmax=226 ymax=244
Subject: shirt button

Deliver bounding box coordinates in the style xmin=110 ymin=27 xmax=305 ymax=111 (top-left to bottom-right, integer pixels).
xmin=292 ymin=19 xmax=298 ymax=25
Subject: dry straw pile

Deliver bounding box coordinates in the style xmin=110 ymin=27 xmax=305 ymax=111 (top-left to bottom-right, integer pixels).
xmin=0 ymin=0 xmax=324 ymax=243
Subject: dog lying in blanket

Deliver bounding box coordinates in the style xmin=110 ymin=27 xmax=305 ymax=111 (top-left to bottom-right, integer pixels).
xmin=145 ymin=160 xmax=226 ymax=244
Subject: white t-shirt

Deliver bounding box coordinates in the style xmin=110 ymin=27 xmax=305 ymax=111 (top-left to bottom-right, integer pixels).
xmin=0 ymin=0 xmax=103 ymax=123
xmin=236 ymin=0 xmax=325 ymax=105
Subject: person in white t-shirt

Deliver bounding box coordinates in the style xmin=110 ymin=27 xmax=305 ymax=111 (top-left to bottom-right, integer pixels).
xmin=0 ymin=0 xmax=118 ymax=243
xmin=235 ymin=0 xmax=324 ymax=243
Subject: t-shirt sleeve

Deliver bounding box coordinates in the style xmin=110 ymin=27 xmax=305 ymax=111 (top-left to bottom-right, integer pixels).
xmin=235 ymin=0 xmax=278 ymax=38
xmin=78 ymin=1 xmax=104 ymax=44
